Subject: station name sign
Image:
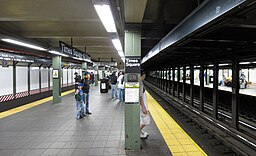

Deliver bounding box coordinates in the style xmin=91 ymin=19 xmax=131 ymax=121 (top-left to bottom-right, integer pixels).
xmin=59 ymin=41 xmax=90 ymax=60
xmin=125 ymin=57 xmax=140 ymax=73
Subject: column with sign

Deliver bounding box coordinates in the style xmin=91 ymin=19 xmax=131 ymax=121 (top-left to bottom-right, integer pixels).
xmin=124 ymin=30 xmax=141 ymax=150
xmin=52 ymin=56 xmax=61 ymax=103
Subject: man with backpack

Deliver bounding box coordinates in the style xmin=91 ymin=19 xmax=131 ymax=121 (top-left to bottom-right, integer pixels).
xmin=110 ymin=71 xmax=118 ymax=98
xmin=117 ymin=71 xmax=125 ymax=102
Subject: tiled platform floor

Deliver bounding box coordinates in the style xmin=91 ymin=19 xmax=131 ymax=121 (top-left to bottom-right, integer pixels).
xmin=0 ymin=85 xmax=171 ymax=156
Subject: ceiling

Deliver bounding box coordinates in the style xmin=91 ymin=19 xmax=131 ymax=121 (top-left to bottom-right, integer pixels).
xmin=1 ymin=0 xmax=255 ymax=70
xmin=0 ymin=0 xmax=122 ymax=65
xmin=140 ymin=0 xmax=256 ymax=69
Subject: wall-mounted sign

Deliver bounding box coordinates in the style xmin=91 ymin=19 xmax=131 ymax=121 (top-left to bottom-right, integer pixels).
xmin=125 ymin=57 xmax=140 ymax=73
xmin=53 ymin=69 xmax=59 ymax=79
xmin=59 ymin=41 xmax=90 ymax=60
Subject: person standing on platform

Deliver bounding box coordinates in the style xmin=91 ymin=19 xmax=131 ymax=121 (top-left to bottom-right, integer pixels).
xmin=110 ymin=71 xmax=118 ymax=98
xmin=140 ymin=69 xmax=150 ymax=139
xmin=74 ymin=72 xmax=81 ymax=91
xmin=81 ymin=73 xmax=92 ymax=115
xmin=91 ymin=72 xmax=95 ymax=84
xmin=75 ymin=83 xmax=85 ymax=119
xmin=117 ymin=71 xmax=125 ymax=102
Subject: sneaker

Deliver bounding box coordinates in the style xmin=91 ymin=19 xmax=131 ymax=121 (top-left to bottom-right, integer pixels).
xmin=86 ymin=112 xmax=92 ymax=115
xmin=141 ymin=130 xmax=149 ymax=137
xmin=140 ymin=132 xmax=148 ymax=139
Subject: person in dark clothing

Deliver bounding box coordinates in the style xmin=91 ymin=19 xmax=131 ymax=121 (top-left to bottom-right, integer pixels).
xmin=74 ymin=72 xmax=81 ymax=91
xmin=80 ymin=72 xmax=92 ymax=114
xmin=110 ymin=72 xmax=118 ymax=98
xmin=91 ymin=72 xmax=95 ymax=84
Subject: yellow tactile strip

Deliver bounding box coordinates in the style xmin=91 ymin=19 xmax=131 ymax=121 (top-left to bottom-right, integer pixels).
xmin=0 ymin=90 xmax=74 ymax=119
xmin=146 ymin=91 xmax=207 ymax=156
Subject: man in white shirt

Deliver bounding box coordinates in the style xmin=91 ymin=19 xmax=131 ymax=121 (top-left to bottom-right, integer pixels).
xmin=117 ymin=71 xmax=125 ymax=102
xmin=140 ymin=69 xmax=150 ymax=139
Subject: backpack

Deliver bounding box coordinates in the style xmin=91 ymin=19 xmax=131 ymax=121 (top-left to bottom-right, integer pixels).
xmin=111 ymin=75 xmax=117 ymax=84
xmin=75 ymin=90 xmax=82 ymax=101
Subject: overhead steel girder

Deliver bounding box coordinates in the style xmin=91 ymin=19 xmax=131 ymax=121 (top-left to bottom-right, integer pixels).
xmin=142 ymin=0 xmax=249 ymax=64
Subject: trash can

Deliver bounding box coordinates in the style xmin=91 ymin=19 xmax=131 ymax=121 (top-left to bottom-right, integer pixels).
xmin=100 ymin=78 xmax=108 ymax=93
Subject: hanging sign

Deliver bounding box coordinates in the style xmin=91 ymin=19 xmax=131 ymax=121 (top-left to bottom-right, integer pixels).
xmin=125 ymin=56 xmax=140 ymax=73
xmin=59 ymin=41 xmax=90 ymax=60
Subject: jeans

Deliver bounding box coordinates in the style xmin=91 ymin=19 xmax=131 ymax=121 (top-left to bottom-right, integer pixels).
xmin=119 ymin=88 xmax=124 ymax=102
xmin=111 ymin=84 xmax=117 ymax=98
xmin=76 ymin=101 xmax=83 ymax=119
xmin=84 ymin=93 xmax=89 ymax=113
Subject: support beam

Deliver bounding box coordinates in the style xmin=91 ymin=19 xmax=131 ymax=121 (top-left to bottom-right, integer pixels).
xmin=94 ymin=66 xmax=99 ymax=86
xmin=213 ymin=62 xmax=219 ymax=119
xmin=177 ymin=67 xmax=180 ymax=99
xmin=52 ymin=56 xmax=61 ymax=103
xmin=183 ymin=66 xmax=186 ymax=102
xmin=124 ymin=30 xmax=141 ymax=150
xmin=199 ymin=65 xmax=205 ymax=111
xmin=39 ymin=65 xmax=42 ymax=93
xmin=48 ymin=66 xmax=51 ymax=90
xmin=13 ymin=61 xmax=18 ymax=99
xmin=168 ymin=68 xmax=171 ymax=94
xmin=28 ymin=64 xmax=31 ymax=95
xmin=231 ymin=60 xmax=240 ymax=129
xmin=172 ymin=68 xmax=175 ymax=97
xmin=190 ymin=65 xmax=194 ymax=106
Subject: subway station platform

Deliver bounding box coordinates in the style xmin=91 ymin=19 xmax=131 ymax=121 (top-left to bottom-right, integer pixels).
xmin=0 ymin=85 xmax=206 ymax=156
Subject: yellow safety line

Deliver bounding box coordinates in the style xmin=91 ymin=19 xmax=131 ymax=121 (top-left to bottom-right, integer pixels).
xmin=0 ymin=90 xmax=74 ymax=119
xmin=146 ymin=91 xmax=207 ymax=156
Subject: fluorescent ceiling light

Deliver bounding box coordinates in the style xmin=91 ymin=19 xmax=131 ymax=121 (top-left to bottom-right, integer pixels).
xmin=1 ymin=38 xmax=47 ymax=51
xmin=49 ymin=50 xmax=69 ymax=57
xmin=94 ymin=5 xmax=117 ymax=32
xmin=112 ymin=39 xmax=122 ymax=51
xmin=239 ymin=62 xmax=250 ymax=65
xmin=219 ymin=63 xmax=230 ymax=66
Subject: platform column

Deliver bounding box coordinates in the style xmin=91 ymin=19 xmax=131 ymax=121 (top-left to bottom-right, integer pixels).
xmin=172 ymin=67 xmax=175 ymax=97
xmin=199 ymin=65 xmax=205 ymax=111
xmin=82 ymin=62 xmax=87 ymax=76
xmin=231 ymin=60 xmax=240 ymax=129
xmin=183 ymin=66 xmax=186 ymax=102
xmin=94 ymin=66 xmax=99 ymax=86
xmin=52 ymin=56 xmax=61 ymax=103
xmin=213 ymin=62 xmax=219 ymax=119
xmin=177 ymin=67 xmax=180 ymax=99
xmin=124 ymin=30 xmax=141 ymax=150
xmin=190 ymin=65 xmax=194 ymax=106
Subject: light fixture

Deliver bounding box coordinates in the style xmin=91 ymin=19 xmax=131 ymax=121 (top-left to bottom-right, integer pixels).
xmin=94 ymin=4 xmax=117 ymax=33
xmin=1 ymin=38 xmax=47 ymax=51
xmin=219 ymin=63 xmax=230 ymax=66
xmin=49 ymin=50 xmax=69 ymax=57
xmin=112 ymin=39 xmax=122 ymax=51
xmin=239 ymin=62 xmax=250 ymax=65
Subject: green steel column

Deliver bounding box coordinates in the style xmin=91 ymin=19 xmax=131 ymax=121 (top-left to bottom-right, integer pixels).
xmin=52 ymin=56 xmax=61 ymax=103
xmin=94 ymin=66 xmax=99 ymax=86
xmin=13 ymin=61 xmax=18 ymax=99
xmin=125 ymin=30 xmax=141 ymax=150
xmin=82 ymin=62 xmax=87 ymax=76
xmin=28 ymin=64 xmax=31 ymax=95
